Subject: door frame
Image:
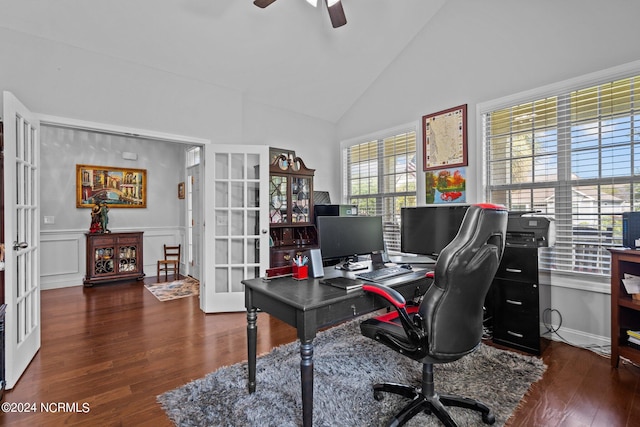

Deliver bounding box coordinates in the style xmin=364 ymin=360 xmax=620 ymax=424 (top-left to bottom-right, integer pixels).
xmin=186 ymin=162 xmax=202 ymax=281
xmin=37 ymin=114 xmax=210 ymax=298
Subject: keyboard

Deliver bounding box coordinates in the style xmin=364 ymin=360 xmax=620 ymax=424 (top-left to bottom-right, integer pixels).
xmin=356 ymin=266 xmax=413 ymax=283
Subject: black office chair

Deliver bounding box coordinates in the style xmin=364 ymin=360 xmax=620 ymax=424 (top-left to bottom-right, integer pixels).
xmin=360 ymin=203 xmax=508 ymax=427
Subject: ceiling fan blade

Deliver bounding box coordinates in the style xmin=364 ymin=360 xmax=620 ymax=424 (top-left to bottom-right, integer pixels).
xmin=326 ymin=0 xmax=347 ymax=28
xmin=254 ymin=0 xmax=277 ymax=8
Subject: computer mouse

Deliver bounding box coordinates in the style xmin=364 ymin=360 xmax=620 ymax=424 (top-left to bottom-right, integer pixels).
xmin=399 ymin=264 xmax=412 ymax=270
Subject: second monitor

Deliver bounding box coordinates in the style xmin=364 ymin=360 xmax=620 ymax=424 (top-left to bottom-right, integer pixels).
xmin=316 ymin=215 xmax=385 ymax=271
xmin=401 ymin=205 xmax=469 ymax=259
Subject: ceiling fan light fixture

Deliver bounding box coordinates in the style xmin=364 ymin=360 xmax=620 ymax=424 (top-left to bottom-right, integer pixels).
xmin=253 ymin=0 xmax=277 ymax=8
xmin=326 ymin=0 xmax=346 ymax=28
xmin=254 ymin=0 xmax=346 ymax=28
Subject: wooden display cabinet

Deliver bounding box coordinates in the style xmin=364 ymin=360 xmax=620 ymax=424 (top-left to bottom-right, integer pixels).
xmin=84 ymin=231 xmax=145 ymax=286
xmin=608 ymin=248 xmax=640 ymax=367
xmin=269 ymin=155 xmax=318 ymax=267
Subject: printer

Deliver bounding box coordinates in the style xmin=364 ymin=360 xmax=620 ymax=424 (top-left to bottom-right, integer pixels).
xmin=506 ymin=211 xmax=555 ymax=248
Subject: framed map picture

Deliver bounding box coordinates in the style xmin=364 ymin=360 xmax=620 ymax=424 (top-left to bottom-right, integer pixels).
xmin=422 ymin=104 xmax=467 ymax=171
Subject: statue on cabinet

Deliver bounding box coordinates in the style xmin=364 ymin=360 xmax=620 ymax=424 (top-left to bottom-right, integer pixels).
xmin=89 ymin=202 xmax=110 ymax=233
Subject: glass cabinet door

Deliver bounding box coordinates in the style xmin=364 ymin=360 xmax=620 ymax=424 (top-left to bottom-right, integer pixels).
xmin=291 ymin=177 xmax=310 ymax=223
xmin=94 ymin=246 xmax=115 ymax=275
xmin=118 ymin=245 xmax=138 ymax=272
xmin=269 ymin=175 xmax=287 ymax=223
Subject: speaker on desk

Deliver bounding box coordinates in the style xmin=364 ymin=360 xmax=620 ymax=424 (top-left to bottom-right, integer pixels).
xmin=371 ymin=250 xmax=390 ymax=267
xmin=309 ymin=249 xmax=324 ymax=278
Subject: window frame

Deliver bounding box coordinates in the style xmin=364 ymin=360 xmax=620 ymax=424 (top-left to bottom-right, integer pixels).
xmin=478 ymin=60 xmax=640 ymax=289
xmin=340 ymin=123 xmax=420 ymax=253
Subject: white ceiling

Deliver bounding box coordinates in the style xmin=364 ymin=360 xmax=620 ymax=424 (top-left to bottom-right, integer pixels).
xmin=0 ymin=0 xmax=447 ymax=123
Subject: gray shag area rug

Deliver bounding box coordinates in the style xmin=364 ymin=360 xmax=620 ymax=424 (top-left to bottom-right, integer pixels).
xmin=158 ymin=318 xmax=546 ymax=426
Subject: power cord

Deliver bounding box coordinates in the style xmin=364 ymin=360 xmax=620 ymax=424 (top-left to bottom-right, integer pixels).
xmin=482 ymin=327 xmax=493 ymax=341
xmin=482 ymin=306 xmax=493 ymax=340
xmin=542 ymin=308 xmax=612 ymax=358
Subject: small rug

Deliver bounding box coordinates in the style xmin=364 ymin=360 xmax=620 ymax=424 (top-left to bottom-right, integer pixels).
xmin=145 ymin=277 xmax=200 ymax=301
xmin=158 ymin=318 xmax=546 ymax=426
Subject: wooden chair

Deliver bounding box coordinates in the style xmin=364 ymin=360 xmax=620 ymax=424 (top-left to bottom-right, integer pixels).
xmin=157 ymin=244 xmax=181 ymax=281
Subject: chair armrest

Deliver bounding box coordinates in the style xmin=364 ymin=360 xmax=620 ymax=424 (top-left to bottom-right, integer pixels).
xmin=362 ymin=283 xmax=406 ymax=309
xmin=362 ymin=283 xmax=425 ymax=344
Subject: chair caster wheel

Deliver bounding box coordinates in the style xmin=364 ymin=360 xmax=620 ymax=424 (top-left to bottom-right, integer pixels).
xmin=374 ymin=391 xmax=384 ymax=401
xmin=482 ymin=412 xmax=496 ymax=425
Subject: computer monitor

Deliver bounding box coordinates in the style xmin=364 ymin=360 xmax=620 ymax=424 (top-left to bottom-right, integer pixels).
xmin=400 ymin=205 xmax=469 ymax=258
xmin=316 ymin=215 xmax=385 ymax=268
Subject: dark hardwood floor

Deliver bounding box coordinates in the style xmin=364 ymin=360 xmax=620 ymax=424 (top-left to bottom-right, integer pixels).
xmin=1 ymin=277 xmax=639 ymax=426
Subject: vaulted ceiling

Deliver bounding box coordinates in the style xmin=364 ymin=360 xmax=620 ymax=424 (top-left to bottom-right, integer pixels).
xmin=0 ymin=0 xmax=447 ymax=123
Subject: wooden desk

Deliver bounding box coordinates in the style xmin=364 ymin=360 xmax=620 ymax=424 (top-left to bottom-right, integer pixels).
xmin=243 ymin=266 xmax=431 ymax=427
xmin=609 ymin=248 xmax=640 ymax=368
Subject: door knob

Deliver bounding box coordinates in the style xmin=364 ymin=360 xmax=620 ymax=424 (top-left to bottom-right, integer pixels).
xmin=13 ymin=241 xmax=28 ymax=250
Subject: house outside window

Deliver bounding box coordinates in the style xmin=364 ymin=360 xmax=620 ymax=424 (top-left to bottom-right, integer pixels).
xmin=343 ymin=130 xmax=417 ymax=252
xmin=483 ymin=74 xmax=640 ymax=276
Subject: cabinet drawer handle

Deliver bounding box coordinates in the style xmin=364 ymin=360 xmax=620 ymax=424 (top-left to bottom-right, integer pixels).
xmin=506 ymin=299 xmax=523 ymax=306
xmin=505 ymin=268 xmax=522 ymax=273
xmin=507 ymin=330 xmax=524 ymax=338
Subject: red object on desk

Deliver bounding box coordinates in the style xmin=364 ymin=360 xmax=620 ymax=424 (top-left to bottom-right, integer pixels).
xmin=292 ymin=265 xmax=308 ymax=280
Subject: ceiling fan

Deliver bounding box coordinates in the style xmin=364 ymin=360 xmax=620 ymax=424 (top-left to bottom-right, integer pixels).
xmin=253 ymin=0 xmax=347 ymax=28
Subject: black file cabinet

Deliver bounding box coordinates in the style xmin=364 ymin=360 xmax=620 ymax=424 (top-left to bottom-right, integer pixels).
xmin=491 ymin=247 xmax=549 ymax=355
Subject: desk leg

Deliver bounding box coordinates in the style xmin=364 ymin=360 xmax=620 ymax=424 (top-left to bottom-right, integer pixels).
xmin=247 ymin=308 xmax=257 ymax=393
xmin=300 ymin=340 xmax=313 ymax=427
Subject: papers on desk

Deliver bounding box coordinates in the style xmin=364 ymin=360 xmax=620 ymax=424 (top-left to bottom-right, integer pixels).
xmin=389 ymin=254 xmax=436 ymax=265
xmin=320 ymin=277 xmax=363 ymax=291
xmin=622 ymin=273 xmax=640 ymax=295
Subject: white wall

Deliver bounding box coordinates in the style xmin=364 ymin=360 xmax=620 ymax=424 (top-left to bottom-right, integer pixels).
xmin=0 ymin=27 xmax=242 ymax=142
xmin=0 ymin=27 xmax=338 ymax=195
xmin=338 ymin=0 xmax=640 ymax=141
xmin=0 ymin=25 xmax=338 ymax=289
xmin=242 ymin=99 xmax=340 ymax=199
xmin=336 ymin=0 xmax=640 ymax=347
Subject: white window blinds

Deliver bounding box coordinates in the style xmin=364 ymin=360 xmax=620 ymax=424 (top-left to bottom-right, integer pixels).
xmin=484 ymin=74 xmax=640 ymax=276
xmin=344 ymin=130 xmax=417 ymax=252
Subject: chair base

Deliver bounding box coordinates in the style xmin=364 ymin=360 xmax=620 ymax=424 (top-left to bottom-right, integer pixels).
xmin=373 ymin=364 xmax=495 ymax=427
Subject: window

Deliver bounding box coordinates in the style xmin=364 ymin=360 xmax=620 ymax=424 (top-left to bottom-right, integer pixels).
xmin=343 ymin=130 xmax=417 ymax=252
xmin=186 ymin=146 xmax=201 ymax=167
xmin=484 ymin=73 xmax=640 ymax=276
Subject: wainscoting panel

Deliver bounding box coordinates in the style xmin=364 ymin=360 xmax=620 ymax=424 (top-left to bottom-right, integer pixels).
xmin=41 ymin=236 xmax=80 ymax=277
xmin=40 ymin=232 xmax=84 ymax=290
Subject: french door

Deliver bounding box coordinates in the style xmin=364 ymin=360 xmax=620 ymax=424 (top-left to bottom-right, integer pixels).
xmin=2 ymin=91 xmax=40 ymax=389
xmin=201 ymin=145 xmax=269 ymax=313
